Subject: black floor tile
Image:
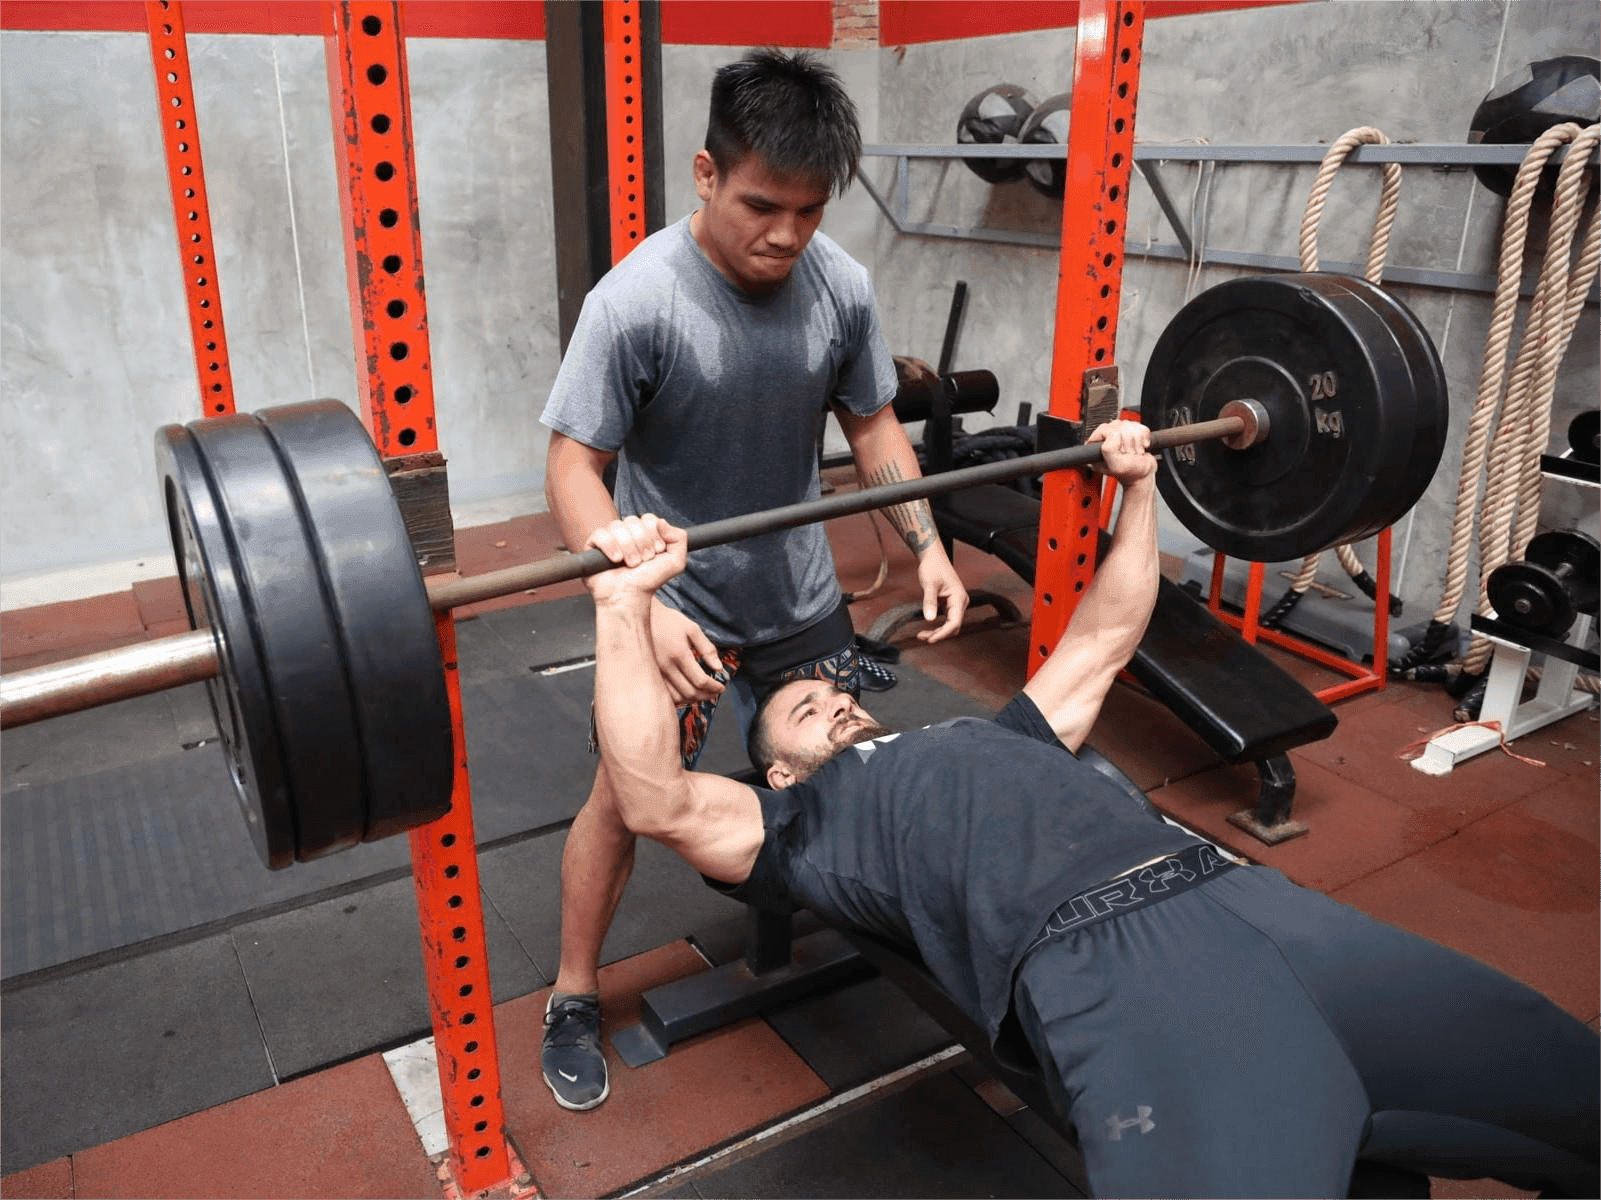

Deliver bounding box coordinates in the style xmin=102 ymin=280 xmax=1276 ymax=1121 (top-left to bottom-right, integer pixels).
xmin=764 ymin=974 xmax=954 ymax=1091
xmin=0 ymin=745 xmax=412 ymax=979
xmin=688 ymin=1071 xmax=1074 ymax=1199
xmin=457 ymin=671 xmax=600 ymax=839
xmin=1 ymin=690 xmax=184 ymax=791
xmin=1005 ymin=1108 xmax=1089 ymax=1197
xmin=230 ymin=876 xmax=545 ymax=1080
xmin=0 ymin=934 xmax=274 ymax=1173
xmin=475 ymin=593 xmax=598 ymax=670
xmin=477 ymin=829 xmax=748 ymax=982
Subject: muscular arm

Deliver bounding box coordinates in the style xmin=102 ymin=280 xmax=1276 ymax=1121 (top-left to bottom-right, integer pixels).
xmin=1022 ymin=422 xmax=1160 ymax=754
xmin=834 ymin=403 xmax=969 ymax=642
xmin=545 ymin=430 xmax=620 ymax=553
xmin=588 ymin=518 xmax=765 ymax=883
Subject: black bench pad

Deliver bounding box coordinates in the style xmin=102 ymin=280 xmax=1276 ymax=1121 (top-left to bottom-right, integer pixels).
xmin=934 ymin=484 xmax=1336 ymax=764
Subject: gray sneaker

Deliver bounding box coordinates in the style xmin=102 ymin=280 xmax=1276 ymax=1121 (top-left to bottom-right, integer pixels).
xmin=541 ymin=993 xmax=609 ymax=1111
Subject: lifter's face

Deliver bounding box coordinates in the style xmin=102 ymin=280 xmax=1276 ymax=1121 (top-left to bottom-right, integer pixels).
xmin=691 ymin=151 xmax=830 ymax=295
xmin=762 ymin=680 xmax=890 ymax=788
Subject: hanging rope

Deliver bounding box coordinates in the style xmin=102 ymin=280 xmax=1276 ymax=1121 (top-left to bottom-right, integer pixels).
xmin=1459 ymin=122 xmax=1601 ymax=679
xmin=1262 ymin=127 xmax=1403 ymax=628
xmin=1391 ymin=122 xmax=1601 ymax=710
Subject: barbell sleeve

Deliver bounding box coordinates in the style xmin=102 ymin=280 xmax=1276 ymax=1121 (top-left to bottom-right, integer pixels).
xmin=1 ymin=411 xmax=1249 ymax=728
xmin=1 ymin=627 xmax=220 ymax=728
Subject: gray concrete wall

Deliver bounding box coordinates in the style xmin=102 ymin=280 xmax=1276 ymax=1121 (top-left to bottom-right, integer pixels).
xmin=870 ymin=0 xmax=1599 ymax=621
xmin=4 ymin=5 xmax=1597 ymax=627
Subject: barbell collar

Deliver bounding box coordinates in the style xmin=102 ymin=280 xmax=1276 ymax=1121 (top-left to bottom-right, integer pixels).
xmin=1 ymin=411 xmax=1245 ymax=728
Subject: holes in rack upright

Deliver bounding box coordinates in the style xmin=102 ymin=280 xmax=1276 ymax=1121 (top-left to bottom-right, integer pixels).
xmin=362 ymin=14 xmax=382 ymax=35
xmin=371 ymin=114 xmax=391 ymax=135
xmin=387 ymin=299 xmax=406 ymax=319
xmin=394 ymin=384 xmax=414 ymax=404
xmin=367 ymin=64 xmax=388 ymax=86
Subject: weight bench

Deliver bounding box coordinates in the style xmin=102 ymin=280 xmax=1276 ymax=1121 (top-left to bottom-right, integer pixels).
xmin=895 ymin=376 xmax=1337 ymax=842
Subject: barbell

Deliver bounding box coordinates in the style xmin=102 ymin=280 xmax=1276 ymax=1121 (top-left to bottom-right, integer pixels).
xmin=0 ymin=272 xmax=1449 ymax=870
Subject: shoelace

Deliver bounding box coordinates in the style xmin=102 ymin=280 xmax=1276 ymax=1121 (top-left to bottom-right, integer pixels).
xmin=545 ymin=1001 xmax=599 ymax=1046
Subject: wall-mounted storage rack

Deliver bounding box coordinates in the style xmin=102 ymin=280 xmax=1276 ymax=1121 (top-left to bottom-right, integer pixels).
xmin=860 ymin=141 xmax=1601 ymax=300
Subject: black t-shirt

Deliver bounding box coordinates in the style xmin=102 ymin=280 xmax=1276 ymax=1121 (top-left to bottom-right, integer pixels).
xmin=712 ymin=693 xmax=1201 ymax=1049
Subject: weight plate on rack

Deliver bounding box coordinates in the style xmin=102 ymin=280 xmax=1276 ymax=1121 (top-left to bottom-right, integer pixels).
xmin=157 ymin=424 xmax=300 ymax=869
xmin=1314 ymin=274 xmax=1449 ymax=539
xmin=1141 ymin=273 xmax=1426 ymax=562
xmin=183 ymin=411 xmax=368 ymax=863
xmin=1568 ymin=409 xmax=1600 ymax=464
xmin=255 ymin=400 xmax=453 ymax=844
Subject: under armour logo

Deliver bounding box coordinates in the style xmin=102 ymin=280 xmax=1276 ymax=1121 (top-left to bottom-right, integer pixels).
xmin=1136 ymin=858 xmax=1196 ymax=893
xmin=1106 ymin=1106 xmax=1155 ymax=1140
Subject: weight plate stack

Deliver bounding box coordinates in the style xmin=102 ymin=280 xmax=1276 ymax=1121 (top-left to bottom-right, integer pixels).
xmin=1141 ymin=273 xmax=1431 ymax=562
xmin=1317 ymin=274 xmax=1450 ymax=538
xmin=256 ymin=401 xmax=454 ymax=844
xmin=1487 ymin=529 xmax=1601 ymax=637
xmin=158 ymin=426 xmax=298 ymax=869
xmin=156 ymin=400 xmax=453 ymax=869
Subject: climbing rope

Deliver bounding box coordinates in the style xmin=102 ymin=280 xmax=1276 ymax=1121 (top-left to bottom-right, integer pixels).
xmin=1262 ymin=127 xmax=1403 ymax=629
xmin=1394 ymin=122 xmax=1600 ymax=709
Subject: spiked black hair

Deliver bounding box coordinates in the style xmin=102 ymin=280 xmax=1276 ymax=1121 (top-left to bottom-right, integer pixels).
xmin=704 ymin=48 xmax=861 ymax=196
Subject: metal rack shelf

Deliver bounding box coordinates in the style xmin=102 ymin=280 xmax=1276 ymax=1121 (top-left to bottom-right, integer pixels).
xmin=860 ymin=141 xmax=1601 ymax=299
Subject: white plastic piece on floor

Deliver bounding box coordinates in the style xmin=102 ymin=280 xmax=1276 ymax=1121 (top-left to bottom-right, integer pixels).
xmin=382 ymin=1035 xmax=448 ymax=1157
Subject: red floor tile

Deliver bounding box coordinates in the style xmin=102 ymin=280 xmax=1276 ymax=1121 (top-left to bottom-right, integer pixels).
xmin=1294 ymin=687 xmax=1569 ymax=823
xmin=1148 ymin=755 xmax=1462 ymax=889
xmin=0 ymin=1157 xmax=72 ymax=1199
xmin=131 ymin=576 xmax=187 ymax=628
xmin=1330 ymin=828 xmax=1599 ymax=1022
xmin=1430 ymin=1177 xmax=1535 ymax=1199
xmin=499 ymin=943 xmax=830 ymax=1199
xmin=0 ymin=592 xmax=144 ymax=665
xmin=68 ymin=1056 xmax=437 ymax=1199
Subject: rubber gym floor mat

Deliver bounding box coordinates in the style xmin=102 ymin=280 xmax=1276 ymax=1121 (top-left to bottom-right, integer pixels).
xmin=229 ymin=874 xmax=547 ymax=1081
xmin=478 ymin=828 xmax=750 ymax=984
xmin=0 ymin=743 xmax=412 ymax=979
xmin=681 ymin=1069 xmax=1078 ymax=1199
xmin=0 ymin=933 xmax=275 ymax=1174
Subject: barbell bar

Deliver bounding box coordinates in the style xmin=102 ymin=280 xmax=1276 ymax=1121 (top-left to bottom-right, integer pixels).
xmin=1 ymin=404 xmax=1262 ymax=732
xmin=1 ymin=271 xmax=1452 ymax=868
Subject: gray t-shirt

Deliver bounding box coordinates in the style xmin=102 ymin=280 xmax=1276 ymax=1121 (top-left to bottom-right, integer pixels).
xmin=540 ymin=215 xmax=897 ymax=646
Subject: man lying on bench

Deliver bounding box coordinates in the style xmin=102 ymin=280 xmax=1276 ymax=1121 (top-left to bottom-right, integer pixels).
xmin=583 ymin=421 xmax=1598 ymax=1200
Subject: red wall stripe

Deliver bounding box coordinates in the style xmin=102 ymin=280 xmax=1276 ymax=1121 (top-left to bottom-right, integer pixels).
xmin=660 ymin=0 xmax=831 ymax=47
xmin=0 ymin=0 xmax=836 ymax=43
xmin=880 ymin=0 xmax=1305 ymax=46
xmin=0 ymin=1 xmax=544 ymax=37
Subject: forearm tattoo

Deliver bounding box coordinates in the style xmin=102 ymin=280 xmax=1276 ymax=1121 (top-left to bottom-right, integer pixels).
xmin=862 ymin=460 xmax=939 ymax=555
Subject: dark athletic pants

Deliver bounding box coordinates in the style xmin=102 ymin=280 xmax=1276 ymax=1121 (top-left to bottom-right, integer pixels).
xmin=1013 ymin=865 xmax=1599 ymax=1199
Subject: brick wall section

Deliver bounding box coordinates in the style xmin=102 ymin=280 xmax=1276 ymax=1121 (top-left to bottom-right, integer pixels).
xmin=832 ymin=0 xmax=877 ymax=48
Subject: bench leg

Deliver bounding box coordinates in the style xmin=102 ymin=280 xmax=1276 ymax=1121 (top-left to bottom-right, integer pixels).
xmin=1225 ymin=753 xmax=1310 ymax=845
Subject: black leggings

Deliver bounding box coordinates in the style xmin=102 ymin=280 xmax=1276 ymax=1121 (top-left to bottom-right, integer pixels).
xmin=1014 ymin=866 xmax=1598 ymax=1199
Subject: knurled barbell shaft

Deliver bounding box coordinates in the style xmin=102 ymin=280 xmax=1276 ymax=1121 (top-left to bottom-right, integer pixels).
xmin=1 ymin=411 xmax=1249 ymax=729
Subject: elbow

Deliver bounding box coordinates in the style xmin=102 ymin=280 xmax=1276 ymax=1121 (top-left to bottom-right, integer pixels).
xmin=610 ymin=767 xmax=693 ymax=843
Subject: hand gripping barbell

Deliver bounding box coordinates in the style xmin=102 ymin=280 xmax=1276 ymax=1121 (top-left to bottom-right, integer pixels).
xmin=0 ymin=272 xmax=1450 ymax=869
